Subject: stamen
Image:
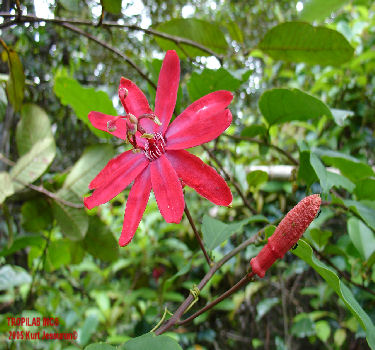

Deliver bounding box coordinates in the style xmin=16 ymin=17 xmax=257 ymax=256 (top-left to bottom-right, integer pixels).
xmin=144 ymin=133 xmax=166 ymax=161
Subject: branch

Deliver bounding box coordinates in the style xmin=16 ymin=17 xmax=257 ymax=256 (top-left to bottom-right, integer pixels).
xmin=201 ymin=144 xmax=257 ymax=214
xmin=224 ymin=134 xmax=299 ymax=166
xmin=58 ymin=22 xmax=156 ymax=90
xmin=155 ymin=228 xmax=264 ymax=335
xmin=185 ymin=204 xmax=212 ymax=266
xmin=0 ymin=13 xmax=222 ymax=59
xmin=177 ymin=272 xmax=255 ymax=327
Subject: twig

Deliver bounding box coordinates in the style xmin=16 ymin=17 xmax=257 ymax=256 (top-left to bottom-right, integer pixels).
xmin=155 ymin=228 xmax=264 ymax=335
xmin=201 ymin=144 xmax=257 ymax=214
xmin=58 ymin=22 xmax=157 ymax=90
xmin=0 ymin=153 xmax=84 ymax=208
xmin=185 ymin=204 xmax=211 ymax=266
xmin=0 ymin=13 xmax=222 ymax=59
xmin=224 ymin=134 xmax=299 ymax=165
xmin=177 ymin=272 xmax=255 ymax=327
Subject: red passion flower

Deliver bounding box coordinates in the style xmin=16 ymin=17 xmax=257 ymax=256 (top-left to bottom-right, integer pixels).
xmin=250 ymin=194 xmax=321 ymax=278
xmin=84 ymin=50 xmax=233 ymax=246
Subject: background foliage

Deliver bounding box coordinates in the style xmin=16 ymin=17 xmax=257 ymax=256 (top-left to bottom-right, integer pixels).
xmin=1 ymin=0 xmax=375 ymax=349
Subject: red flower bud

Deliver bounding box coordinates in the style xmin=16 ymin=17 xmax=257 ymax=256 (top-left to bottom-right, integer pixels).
xmin=250 ymin=194 xmax=321 ymax=278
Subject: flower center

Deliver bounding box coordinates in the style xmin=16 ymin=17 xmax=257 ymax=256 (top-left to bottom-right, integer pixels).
xmin=144 ymin=133 xmax=166 ymax=161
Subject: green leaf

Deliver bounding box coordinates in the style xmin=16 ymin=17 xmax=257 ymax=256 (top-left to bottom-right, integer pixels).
xmin=2 ymin=42 xmax=25 ymax=111
xmin=291 ymin=315 xmax=315 ymax=338
xmin=310 ymin=153 xmax=330 ymax=193
xmin=85 ymin=343 xmax=116 ymax=350
xmin=0 ymin=172 xmax=14 ymax=204
xmin=54 ymin=76 xmax=116 ymax=138
xmin=101 ymin=0 xmax=122 ymax=14
xmin=187 ymin=68 xmax=242 ymax=101
xmin=344 ymin=200 xmax=375 ymax=231
xmin=259 ymin=88 xmax=332 ymax=126
xmin=300 ymin=0 xmax=350 ymax=22
xmin=292 ymin=240 xmax=375 ymax=349
xmin=78 ymin=315 xmax=99 ymax=346
xmin=241 ymin=124 xmax=268 ymax=138
xmin=247 ymin=170 xmax=268 ymax=188
xmin=354 ymin=178 xmax=375 ymax=200
xmin=315 ymin=320 xmax=331 ymax=342
xmin=83 ymin=216 xmax=119 ymax=262
xmin=314 ymin=148 xmax=374 ymax=182
xmin=154 ymin=18 xmax=228 ymax=58
xmin=298 ymin=144 xmax=318 ymax=187
xmin=16 ymin=104 xmax=54 ymax=156
xmin=347 ymin=217 xmax=375 ymax=261
xmin=326 ymin=171 xmax=355 ymax=192
xmin=226 ymin=21 xmax=244 ymax=43
xmin=21 ymin=198 xmax=53 ymax=232
xmin=256 ymin=297 xmax=279 ymax=321
xmin=258 ymin=22 xmax=354 ymax=66
xmin=0 ymin=265 xmax=31 ymax=291
xmin=52 ymin=189 xmax=88 ymax=240
xmin=10 ymin=137 xmax=56 ymax=191
xmin=63 ymin=145 xmax=115 ymax=197
xmin=265 ymin=225 xmax=276 ymax=239
xmin=0 ymin=234 xmax=44 ymax=257
xmin=45 ymin=240 xmax=71 ymax=272
xmin=202 ymin=215 xmax=268 ymax=250
xmin=123 ymin=333 xmax=182 ymax=350
xmin=331 ymin=108 xmax=354 ymax=127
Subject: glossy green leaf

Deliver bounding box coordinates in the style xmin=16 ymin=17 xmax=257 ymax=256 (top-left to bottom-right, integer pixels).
xmin=123 ymin=333 xmax=182 ymax=350
xmin=314 ymin=148 xmax=374 ymax=182
xmin=154 ymin=18 xmax=228 ymax=57
xmin=54 ymin=76 xmax=116 ymax=138
xmin=2 ymin=42 xmax=25 ymax=111
xmin=0 ymin=171 xmax=14 ymax=204
xmin=292 ymin=240 xmax=375 ymax=349
xmin=52 ymin=189 xmax=88 ymax=240
xmin=241 ymin=124 xmax=268 ymax=138
xmin=259 ymin=88 xmax=332 ymax=126
xmin=256 ymin=297 xmax=279 ymax=321
xmin=187 ymin=68 xmax=242 ymax=101
xmin=10 ymin=137 xmax=56 ymax=191
xmin=331 ymin=108 xmax=354 ymax=126
xmin=300 ymin=0 xmax=350 ymax=22
xmin=45 ymin=240 xmax=71 ymax=272
xmin=310 ymin=153 xmax=330 ymax=193
xmin=247 ymin=170 xmax=268 ymax=188
xmin=17 ymin=104 xmax=54 ymax=156
xmin=347 ymin=217 xmax=375 ymax=261
xmin=83 ymin=216 xmax=119 ymax=262
xmin=344 ymin=200 xmax=375 ymax=231
xmin=226 ymin=21 xmax=244 ymax=43
xmin=309 ymin=228 xmax=332 ymax=251
xmin=101 ymin=0 xmax=122 ymax=14
xmin=354 ymin=178 xmax=375 ymax=200
xmin=291 ymin=315 xmax=315 ymax=338
xmin=326 ymin=171 xmax=355 ymax=192
xmin=258 ymin=22 xmax=354 ymax=66
xmin=63 ymin=145 xmax=115 ymax=197
xmin=202 ymin=215 xmax=268 ymax=250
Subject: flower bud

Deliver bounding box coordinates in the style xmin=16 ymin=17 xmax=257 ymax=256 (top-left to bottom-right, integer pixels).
xmin=250 ymin=194 xmax=321 ymax=278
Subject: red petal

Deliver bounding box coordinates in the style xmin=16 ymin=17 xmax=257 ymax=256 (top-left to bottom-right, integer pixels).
xmin=88 ymin=111 xmax=128 ymax=139
xmin=150 ymin=154 xmax=184 ymax=223
xmin=119 ymin=78 xmax=153 ymax=117
xmin=165 ymin=91 xmax=233 ymax=150
xmin=84 ymin=155 xmax=149 ymax=209
xmin=119 ymin=167 xmax=152 ymax=246
xmin=154 ymin=50 xmax=180 ymax=135
xmin=166 ymin=150 xmax=232 ymax=206
xmin=89 ymin=150 xmax=142 ymax=190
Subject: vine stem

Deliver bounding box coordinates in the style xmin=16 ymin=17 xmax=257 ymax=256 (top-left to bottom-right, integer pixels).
xmin=154 ymin=229 xmax=264 ymax=335
xmin=184 ymin=204 xmax=211 ymax=266
xmin=177 ymin=272 xmax=255 ymax=327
